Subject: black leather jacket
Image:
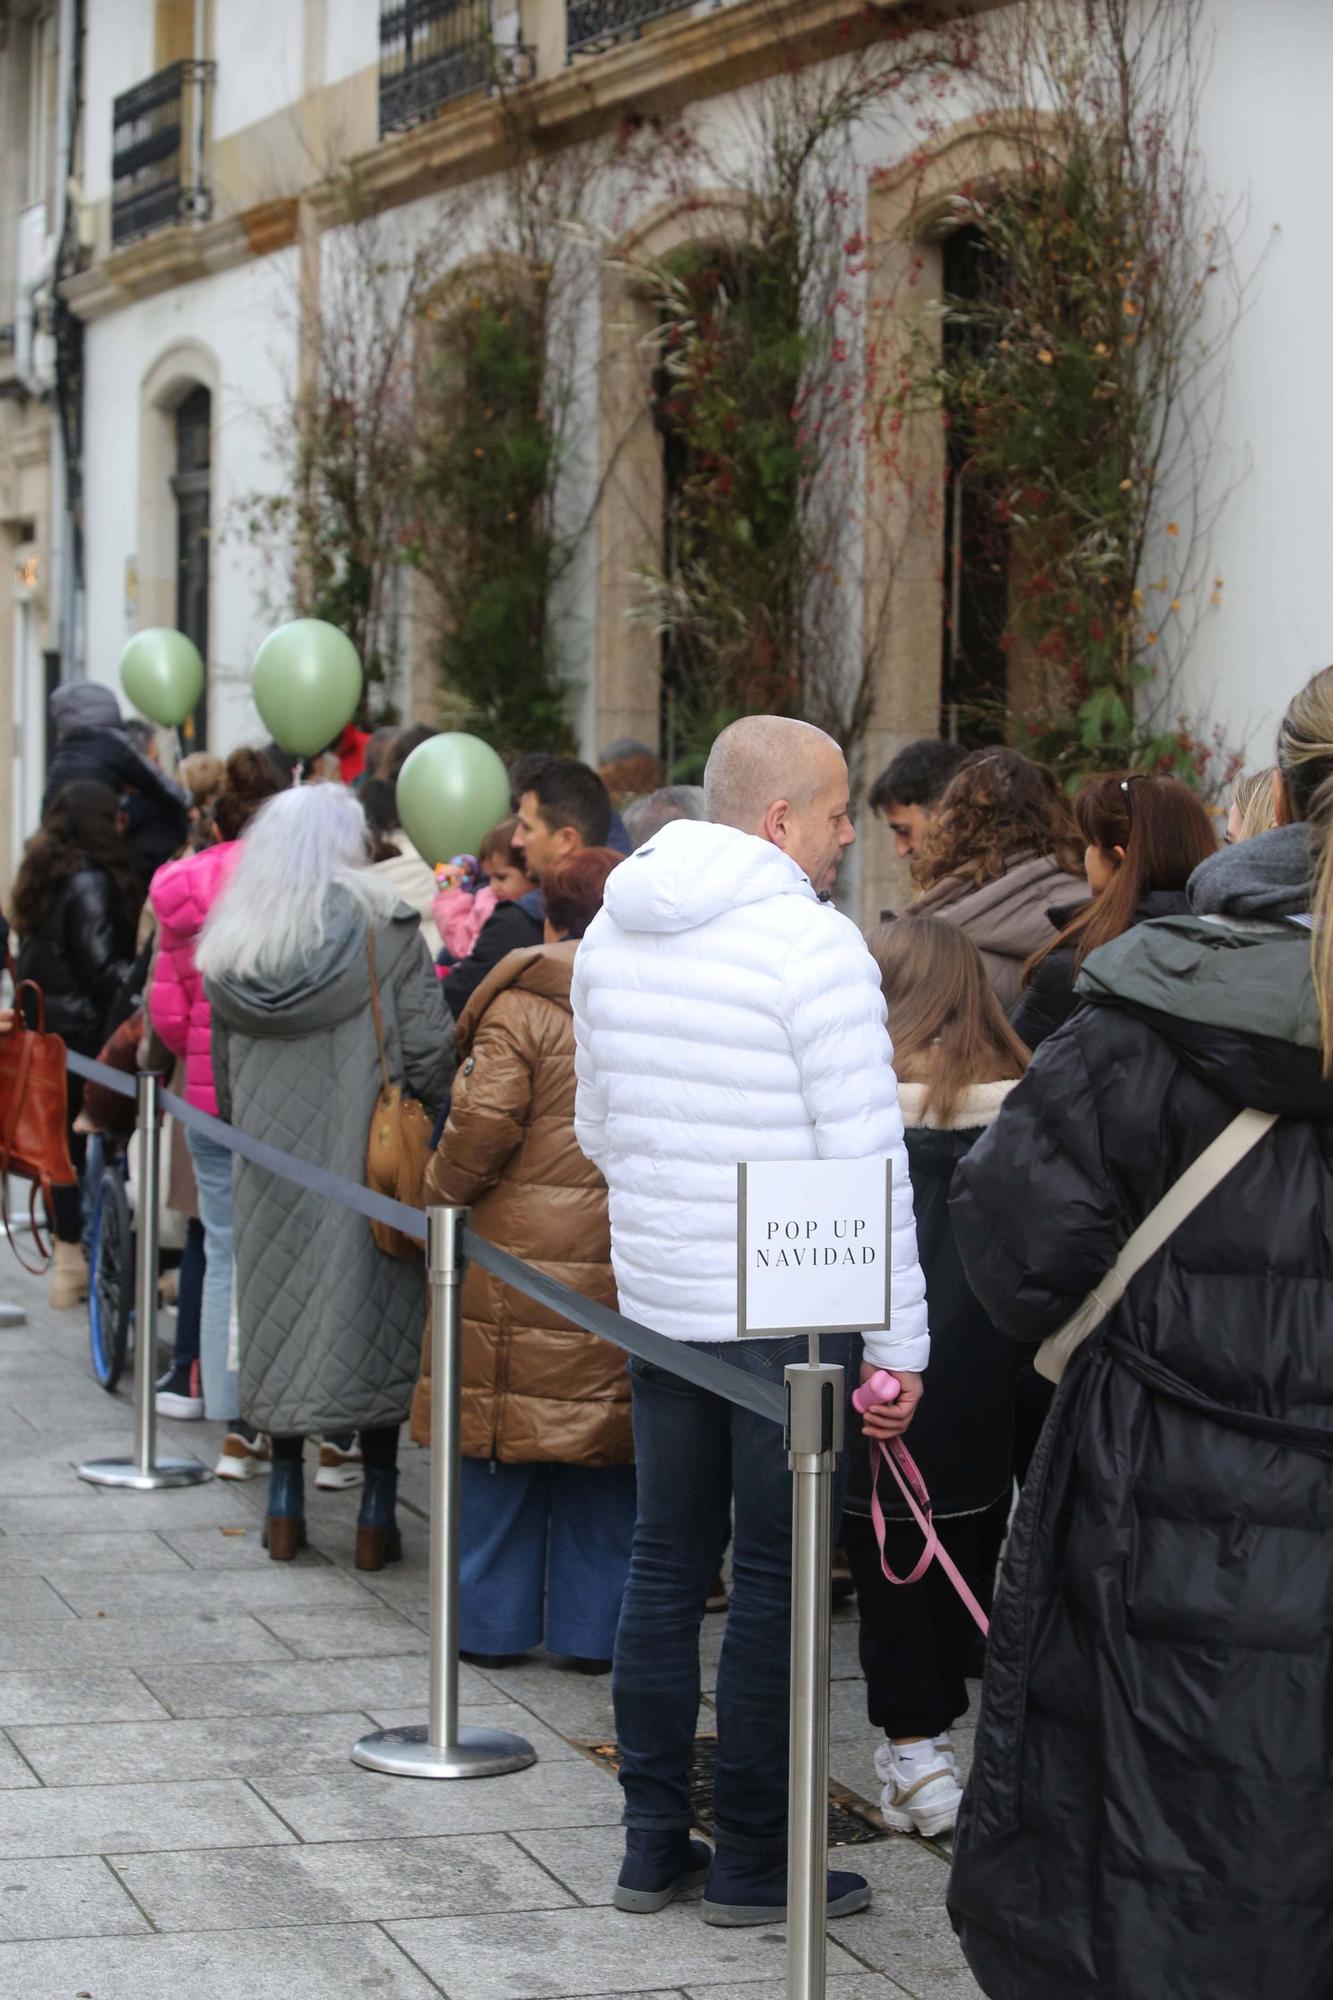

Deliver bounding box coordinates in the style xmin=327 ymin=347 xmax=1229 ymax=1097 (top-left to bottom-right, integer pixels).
xmin=14 ymin=867 xmax=137 ymax=1055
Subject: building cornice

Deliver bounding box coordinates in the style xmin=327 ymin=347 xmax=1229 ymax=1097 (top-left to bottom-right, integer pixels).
xmin=62 ymin=197 xmax=301 ymax=323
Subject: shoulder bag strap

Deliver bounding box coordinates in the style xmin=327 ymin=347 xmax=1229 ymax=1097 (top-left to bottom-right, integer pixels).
xmin=366 ymin=930 xmax=392 ymax=1096
xmin=1035 ymin=1106 xmax=1278 ymax=1385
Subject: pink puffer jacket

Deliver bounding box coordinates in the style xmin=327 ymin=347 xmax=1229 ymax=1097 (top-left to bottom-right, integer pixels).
xmin=149 ymin=842 xmax=241 ymax=1116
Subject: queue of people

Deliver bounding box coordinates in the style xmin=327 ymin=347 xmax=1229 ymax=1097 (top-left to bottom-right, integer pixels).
xmin=2 ymin=667 xmax=1329 ymax=1995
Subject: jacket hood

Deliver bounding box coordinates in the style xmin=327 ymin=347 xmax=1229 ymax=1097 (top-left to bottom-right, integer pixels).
xmin=455 ymin=941 xmax=575 ymax=1054
xmin=915 ymin=853 xmax=1087 ymax=960
xmin=1076 ymin=819 xmax=1331 ymax=1115
xmin=601 ymin=817 xmax=814 ymax=935
xmin=206 ymin=886 xmax=418 ymax=1039
xmin=150 ymin=841 xmax=239 ymax=941
xmin=897 ymin=1078 xmax=1019 ymax=1132
xmin=1187 ymin=822 xmax=1311 ymax=920
xmin=49 ymin=681 xmax=123 ymax=740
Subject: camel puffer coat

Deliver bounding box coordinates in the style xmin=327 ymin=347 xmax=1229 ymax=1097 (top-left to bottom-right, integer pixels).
xmin=411 ymin=942 xmax=631 ymax=1468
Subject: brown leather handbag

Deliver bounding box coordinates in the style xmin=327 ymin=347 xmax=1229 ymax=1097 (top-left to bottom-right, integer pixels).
xmin=365 ymin=932 xmax=433 ymax=1262
xmin=0 ymin=979 xmax=77 ymax=1273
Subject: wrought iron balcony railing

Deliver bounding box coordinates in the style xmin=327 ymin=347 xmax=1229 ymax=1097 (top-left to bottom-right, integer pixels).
xmin=566 ymin=0 xmax=700 ymax=59
xmin=379 ymin=0 xmax=533 ymax=134
xmin=111 ymin=60 xmax=214 ymax=249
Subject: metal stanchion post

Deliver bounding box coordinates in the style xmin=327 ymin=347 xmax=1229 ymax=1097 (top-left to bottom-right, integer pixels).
xmin=784 ymin=1351 xmax=843 ymax=2000
xmin=78 ymin=1074 xmax=209 ymax=1490
xmin=352 ymin=1205 xmax=536 ymax=1779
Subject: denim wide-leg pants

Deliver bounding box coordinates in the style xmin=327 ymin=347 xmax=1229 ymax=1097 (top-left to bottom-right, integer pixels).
xmin=460 ymin=1457 xmax=637 ymax=1659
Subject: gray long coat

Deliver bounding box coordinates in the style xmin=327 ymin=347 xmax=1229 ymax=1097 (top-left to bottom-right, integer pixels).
xmin=207 ymin=891 xmax=454 ymax=1436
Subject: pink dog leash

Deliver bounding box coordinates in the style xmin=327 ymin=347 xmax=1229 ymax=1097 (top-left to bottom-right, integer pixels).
xmin=852 ymin=1370 xmax=990 ymax=1638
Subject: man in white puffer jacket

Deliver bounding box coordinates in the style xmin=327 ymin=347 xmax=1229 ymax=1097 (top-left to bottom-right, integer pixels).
xmin=572 ymin=714 xmax=928 ymax=1928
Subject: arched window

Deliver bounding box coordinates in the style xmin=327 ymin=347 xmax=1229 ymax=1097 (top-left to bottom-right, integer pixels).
xmin=939 ymin=224 xmax=1009 ymax=746
xmin=172 ymin=384 xmax=210 ymax=748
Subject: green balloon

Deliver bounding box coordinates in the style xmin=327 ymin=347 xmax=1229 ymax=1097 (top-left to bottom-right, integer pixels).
xmin=251 ymin=619 xmax=363 ymax=757
xmin=396 ymin=733 xmax=511 ymax=868
xmin=119 ymin=629 xmax=205 ymax=728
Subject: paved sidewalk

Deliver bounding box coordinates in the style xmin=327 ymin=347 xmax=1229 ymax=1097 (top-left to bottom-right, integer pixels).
xmin=0 ymin=1259 xmax=983 ymax=2000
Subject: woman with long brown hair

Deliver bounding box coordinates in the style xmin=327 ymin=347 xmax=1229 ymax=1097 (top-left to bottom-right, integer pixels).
xmin=843 ymin=916 xmax=1028 ymax=1840
xmin=1012 ymin=772 xmax=1218 ymax=1050
xmin=908 ymin=747 xmax=1087 ymax=1006
xmin=947 ymin=665 xmax=1333 ymax=1999
xmin=11 ymin=781 xmax=143 ymax=1305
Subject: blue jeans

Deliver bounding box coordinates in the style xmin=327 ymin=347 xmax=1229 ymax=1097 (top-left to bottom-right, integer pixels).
xmin=612 ymin=1334 xmax=857 ymax=1858
xmin=460 ymin=1457 xmax=637 ymax=1658
xmin=185 ymin=1127 xmax=238 ymax=1423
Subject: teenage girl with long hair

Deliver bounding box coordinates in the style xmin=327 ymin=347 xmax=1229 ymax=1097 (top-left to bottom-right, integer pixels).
xmin=1012 ymin=772 xmax=1218 ymax=1051
xmin=843 ymin=916 xmax=1028 ymax=1840
xmin=908 ymin=748 xmax=1088 ymax=1008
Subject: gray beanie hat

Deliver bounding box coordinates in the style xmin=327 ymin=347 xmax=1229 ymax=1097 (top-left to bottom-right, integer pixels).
xmin=49 ymin=681 xmax=124 ymax=740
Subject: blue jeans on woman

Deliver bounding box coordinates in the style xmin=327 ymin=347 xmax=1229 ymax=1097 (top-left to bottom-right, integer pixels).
xmin=185 ymin=1126 xmax=238 ymax=1423
xmin=460 ymin=1457 xmax=637 ymax=1658
xmin=612 ymin=1333 xmax=857 ymax=1859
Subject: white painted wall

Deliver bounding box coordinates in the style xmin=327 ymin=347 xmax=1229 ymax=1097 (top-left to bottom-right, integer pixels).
xmin=324 ymin=0 xmax=379 ymax=87
xmin=83 ymin=0 xmax=155 ymax=205
xmin=1183 ymin=0 xmax=1333 ymax=769
xmin=212 ymin=0 xmax=305 ymax=140
xmin=82 ymin=250 xmax=299 ymax=753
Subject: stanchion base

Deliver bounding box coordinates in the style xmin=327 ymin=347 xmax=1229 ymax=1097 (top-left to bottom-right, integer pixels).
xmin=77 ymin=1457 xmax=212 ymax=1490
xmin=351 ymin=1723 xmax=537 ymax=1780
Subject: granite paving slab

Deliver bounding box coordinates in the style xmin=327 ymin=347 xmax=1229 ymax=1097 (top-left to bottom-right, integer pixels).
xmin=9 ymin=1711 xmax=375 ymax=1787
xmin=0 ymin=1921 xmax=440 ymax=1998
xmin=251 ymin=1606 xmax=431 ymax=1659
xmin=0 ymin=1670 xmax=170 ymax=1726
xmin=0 ymin=1532 xmax=189 ymax=1574
xmin=0 ymin=1577 xmax=76 ymax=1621
xmin=50 ymin=1565 xmax=371 ymax=1618
xmin=0 ymin=1610 xmax=294 ymax=1671
xmin=0 ymin=1854 xmax=148 ymax=1939
xmin=135 ymin=1651 xmax=490 ymax=1717
xmin=0 ymin=1734 xmax=38 ymax=1787
xmin=158 ymin=1525 xmax=331 ymax=1569
xmin=385 ymin=1904 xmax=863 ymax=1998
xmin=0 ymin=1778 xmax=294 ymax=1858
xmin=111 ymin=1831 xmax=576 ymax=1931
xmin=253 ymin=1759 xmax=625 ymax=1842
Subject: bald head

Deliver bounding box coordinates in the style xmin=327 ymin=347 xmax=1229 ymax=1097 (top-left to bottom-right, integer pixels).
xmin=704 ymin=715 xmax=856 ymax=894
xmin=704 ymin=716 xmax=841 ymax=829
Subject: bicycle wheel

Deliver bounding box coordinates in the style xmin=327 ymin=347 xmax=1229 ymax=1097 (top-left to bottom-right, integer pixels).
xmin=88 ymin=1167 xmax=132 ymax=1392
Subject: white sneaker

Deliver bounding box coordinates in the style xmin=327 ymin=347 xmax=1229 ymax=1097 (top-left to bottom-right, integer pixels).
xmin=875 ymin=1739 xmax=964 ymax=1839
xmin=314 ymin=1437 xmax=364 ymax=1490
xmin=214 ymin=1430 xmax=271 ymax=1481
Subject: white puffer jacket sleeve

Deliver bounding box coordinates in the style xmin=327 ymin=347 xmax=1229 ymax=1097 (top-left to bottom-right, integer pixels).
xmin=781 ymin=908 xmax=929 ymax=1372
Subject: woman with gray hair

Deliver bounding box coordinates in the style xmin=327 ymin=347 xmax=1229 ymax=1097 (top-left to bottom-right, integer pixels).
xmin=198 ymin=785 xmax=454 ymax=1567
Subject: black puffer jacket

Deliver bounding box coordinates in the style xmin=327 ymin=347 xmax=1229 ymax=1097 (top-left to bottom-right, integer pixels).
xmin=844 ymin=1081 xmax=1017 ymax=1523
xmin=1009 ymin=887 xmax=1189 ymax=1050
xmin=442 ymin=888 xmax=543 ymax=1022
xmin=947 ymin=823 xmax=1333 ymax=2000
xmin=14 ymin=869 xmax=138 ymax=1055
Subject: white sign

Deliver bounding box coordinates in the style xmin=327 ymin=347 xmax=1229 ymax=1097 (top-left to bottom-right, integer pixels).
xmin=737 ymin=1157 xmax=892 ymax=1337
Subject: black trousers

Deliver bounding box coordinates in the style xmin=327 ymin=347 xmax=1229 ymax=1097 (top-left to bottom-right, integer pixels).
xmin=844 ymin=1495 xmax=1009 ymax=1739
xmin=271 ymin=1425 xmax=399 ymax=1469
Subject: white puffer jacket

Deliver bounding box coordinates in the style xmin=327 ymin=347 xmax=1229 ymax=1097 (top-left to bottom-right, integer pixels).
xmin=571 ymin=818 xmax=929 ymax=1370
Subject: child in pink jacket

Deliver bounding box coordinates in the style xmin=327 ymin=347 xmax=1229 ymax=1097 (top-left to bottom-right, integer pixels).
xmin=432 ymin=817 xmax=531 ymax=969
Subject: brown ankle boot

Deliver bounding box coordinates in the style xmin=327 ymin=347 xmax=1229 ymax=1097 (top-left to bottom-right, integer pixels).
xmin=49 ymin=1241 xmax=88 ymax=1309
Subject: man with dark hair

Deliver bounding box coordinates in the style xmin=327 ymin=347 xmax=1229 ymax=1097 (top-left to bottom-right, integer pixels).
xmin=442 ymin=758 xmax=612 ymax=1022
xmin=513 ymin=758 xmax=613 ymax=878
xmin=867 ymin=738 xmax=968 ymax=858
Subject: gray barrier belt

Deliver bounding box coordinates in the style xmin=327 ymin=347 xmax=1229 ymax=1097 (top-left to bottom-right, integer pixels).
xmin=65 ymin=1048 xmax=787 ymax=1425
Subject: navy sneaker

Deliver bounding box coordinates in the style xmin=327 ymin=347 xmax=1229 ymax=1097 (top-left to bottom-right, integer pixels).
xmin=613 ymin=1833 xmax=712 ymax=1914
xmin=702 ymin=1848 xmax=871 ymax=1927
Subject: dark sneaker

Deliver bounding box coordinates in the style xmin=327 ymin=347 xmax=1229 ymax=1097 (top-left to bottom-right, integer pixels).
xmin=155 ymin=1359 xmax=203 ymax=1420
xmin=614 ymin=1835 xmax=712 ymax=1914
xmin=702 ymin=1848 xmax=871 ymax=1927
